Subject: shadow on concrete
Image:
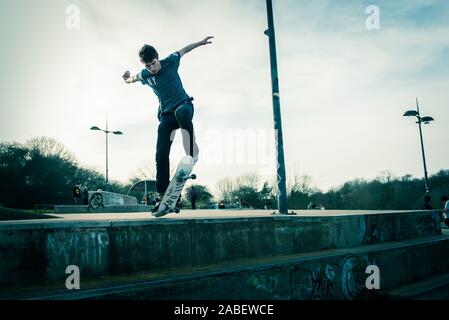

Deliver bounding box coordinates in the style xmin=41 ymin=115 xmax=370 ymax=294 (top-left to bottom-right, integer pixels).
xmin=0 ymin=206 xmax=60 ymax=221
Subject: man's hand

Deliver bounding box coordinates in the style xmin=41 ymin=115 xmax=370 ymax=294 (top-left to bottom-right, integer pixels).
xmin=199 ymin=36 xmax=214 ymax=46
xmin=178 ymin=36 xmax=214 ymax=57
xmin=122 ymin=70 xmax=138 ymax=84
xmin=122 ymin=71 xmax=131 ymax=81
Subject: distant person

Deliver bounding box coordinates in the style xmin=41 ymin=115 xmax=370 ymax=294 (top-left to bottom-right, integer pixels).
xmin=307 ymin=202 xmax=316 ymax=210
xmin=73 ymin=184 xmax=81 ymax=205
xmin=82 ymin=188 xmax=89 ymax=205
xmin=148 ymin=193 xmax=156 ymax=206
xmin=188 ymin=186 xmax=200 ymax=210
xmin=143 ymin=193 xmax=156 ymax=206
xmin=441 ymin=196 xmax=449 ymax=227
xmin=219 ymin=201 xmax=226 ymax=209
xmin=422 ymin=194 xmax=434 ymax=210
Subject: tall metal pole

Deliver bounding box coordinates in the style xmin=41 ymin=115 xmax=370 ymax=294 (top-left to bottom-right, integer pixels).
xmin=105 ymin=119 xmax=109 ymax=191
xmin=265 ymin=0 xmax=288 ymax=214
xmin=416 ymin=98 xmax=430 ymax=194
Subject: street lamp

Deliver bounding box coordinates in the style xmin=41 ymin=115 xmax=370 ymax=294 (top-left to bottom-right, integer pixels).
xmin=90 ymin=121 xmax=123 ymax=191
xmin=403 ymin=98 xmax=434 ymax=195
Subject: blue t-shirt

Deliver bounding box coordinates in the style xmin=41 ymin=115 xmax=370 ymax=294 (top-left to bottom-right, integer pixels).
xmin=137 ymin=52 xmax=191 ymax=116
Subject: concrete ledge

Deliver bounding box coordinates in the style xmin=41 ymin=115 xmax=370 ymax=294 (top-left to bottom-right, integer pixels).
xmin=0 ymin=210 xmax=441 ymax=289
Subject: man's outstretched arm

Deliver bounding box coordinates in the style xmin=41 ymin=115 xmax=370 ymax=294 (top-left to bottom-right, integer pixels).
xmin=122 ymin=70 xmax=139 ymax=84
xmin=178 ymin=36 xmax=214 ymax=58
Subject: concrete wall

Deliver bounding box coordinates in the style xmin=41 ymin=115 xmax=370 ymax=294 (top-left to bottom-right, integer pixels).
xmin=89 ymin=191 xmax=138 ymax=206
xmin=66 ymin=191 xmax=138 ymax=207
xmin=54 ymin=191 xmax=141 ymax=213
xmin=88 ymin=236 xmax=449 ymax=300
xmin=0 ymin=211 xmax=441 ymax=290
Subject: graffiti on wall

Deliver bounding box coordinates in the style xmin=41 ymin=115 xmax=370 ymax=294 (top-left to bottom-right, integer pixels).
xmin=310 ymin=264 xmax=337 ymax=300
xmin=340 ymin=255 xmax=368 ymax=300
xmin=289 ymin=254 xmax=369 ymax=300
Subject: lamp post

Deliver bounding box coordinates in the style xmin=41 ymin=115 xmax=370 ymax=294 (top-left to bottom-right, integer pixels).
xmin=403 ymin=98 xmax=434 ymax=195
xmin=265 ymin=0 xmax=290 ymax=215
xmin=90 ymin=120 xmax=123 ymax=191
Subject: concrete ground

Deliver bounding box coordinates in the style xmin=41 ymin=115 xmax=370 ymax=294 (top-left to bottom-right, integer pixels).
xmin=0 ymin=209 xmax=435 ymax=226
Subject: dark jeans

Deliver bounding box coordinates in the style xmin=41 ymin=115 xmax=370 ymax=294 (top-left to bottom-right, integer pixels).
xmin=156 ymin=102 xmax=199 ymax=195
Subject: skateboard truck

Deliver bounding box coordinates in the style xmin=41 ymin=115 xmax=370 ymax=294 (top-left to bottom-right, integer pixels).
xmin=177 ymin=173 xmax=197 ymax=183
xmin=271 ymin=211 xmax=297 ymax=216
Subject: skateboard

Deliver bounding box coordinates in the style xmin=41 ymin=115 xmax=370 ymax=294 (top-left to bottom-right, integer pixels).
xmin=153 ymin=155 xmax=196 ymax=217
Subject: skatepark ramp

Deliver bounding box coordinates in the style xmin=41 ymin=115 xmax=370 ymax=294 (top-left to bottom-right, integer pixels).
xmin=0 ymin=210 xmax=448 ymax=299
xmin=54 ymin=191 xmax=147 ymax=214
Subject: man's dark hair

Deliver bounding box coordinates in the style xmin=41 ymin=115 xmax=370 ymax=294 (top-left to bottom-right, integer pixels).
xmin=139 ymin=45 xmax=159 ymax=63
xmin=442 ymin=196 xmax=449 ymax=202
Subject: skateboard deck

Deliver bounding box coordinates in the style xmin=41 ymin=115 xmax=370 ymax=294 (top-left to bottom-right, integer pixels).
xmin=153 ymin=155 xmax=196 ymax=217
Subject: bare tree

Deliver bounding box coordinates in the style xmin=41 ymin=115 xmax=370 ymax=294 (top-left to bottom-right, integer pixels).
xmin=376 ymin=170 xmax=395 ymax=184
xmin=235 ymin=173 xmax=259 ymax=189
xmin=217 ymin=177 xmax=235 ymax=203
xmin=269 ymin=164 xmax=317 ymax=197
xmin=25 ymin=136 xmax=76 ymax=163
xmin=129 ymin=161 xmax=157 ymax=182
xmin=291 ymin=174 xmax=316 ymax=195
xmin=128 ymin=160 xmax=176 ymax=184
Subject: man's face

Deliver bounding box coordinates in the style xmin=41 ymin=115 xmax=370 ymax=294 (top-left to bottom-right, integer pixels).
xmin=143 ymin=58 xmax=161 ymax=75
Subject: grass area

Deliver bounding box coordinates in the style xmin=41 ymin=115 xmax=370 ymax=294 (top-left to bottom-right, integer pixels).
xmin=32 ymin=209 xmax=55 ymax=214
xmin=0 ymin=206 xmax=59 ymax=221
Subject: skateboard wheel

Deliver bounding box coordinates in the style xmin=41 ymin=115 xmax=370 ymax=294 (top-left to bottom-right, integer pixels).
xmin=191 ymin=174 xmax=197 ymax=180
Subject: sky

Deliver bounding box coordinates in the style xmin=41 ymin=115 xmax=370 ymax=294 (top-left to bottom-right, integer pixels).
xmin=1 ymin=0 xmax=448 ymax=197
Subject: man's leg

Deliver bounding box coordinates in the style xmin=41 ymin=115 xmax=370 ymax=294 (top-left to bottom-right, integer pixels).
xmin=174 ymin=103 xmax=199 ymax=161
xmin=155 ymin=114 xmax=179 ymax=195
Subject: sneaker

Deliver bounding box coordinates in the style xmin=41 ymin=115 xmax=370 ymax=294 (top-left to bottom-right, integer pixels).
xmin=151 ymin=197 xmax=162 ymax=214
xmin=174 ymin=196 xmax=181 ymax=214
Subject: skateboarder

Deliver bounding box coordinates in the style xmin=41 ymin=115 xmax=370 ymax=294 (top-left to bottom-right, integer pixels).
xmin=122 ymin=37 xmax=212 ymax=211
xmin=188 ymin=186 xmax=200 ymax=210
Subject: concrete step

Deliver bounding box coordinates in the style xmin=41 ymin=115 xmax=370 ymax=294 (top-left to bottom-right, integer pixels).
xmin=384 ymin=272 xmax=449 ymax=300
xmin=7 ymin=234 xmax=449 ymax=300
xmin=380 ymin=228 xmax=449 ymax=300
